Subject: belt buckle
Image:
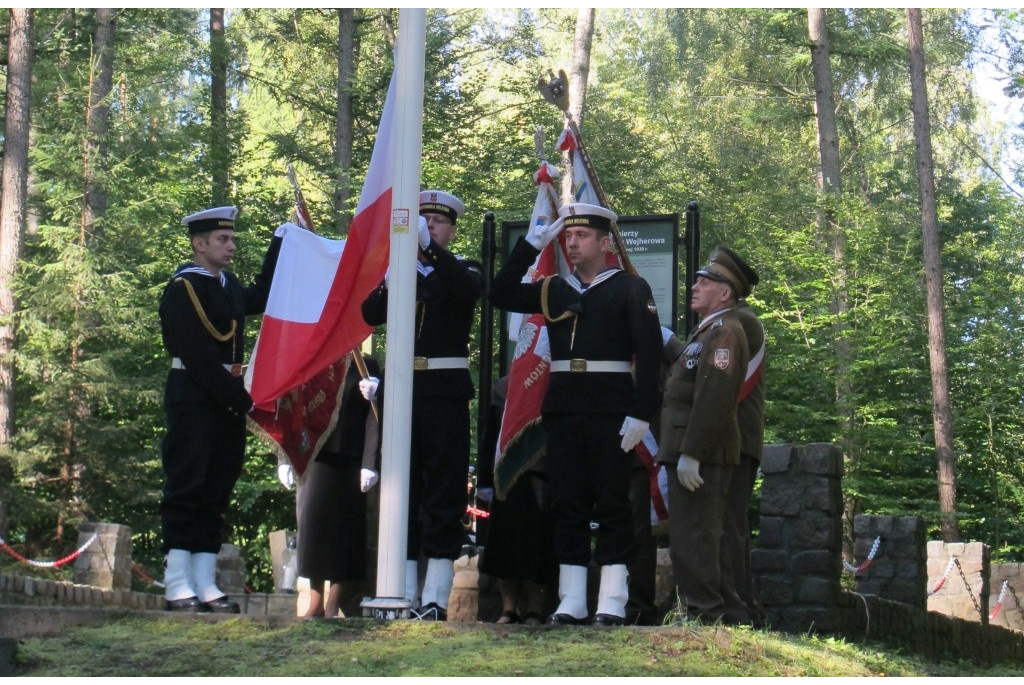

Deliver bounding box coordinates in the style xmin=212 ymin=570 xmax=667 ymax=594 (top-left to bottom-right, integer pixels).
xmin=569 ymin=358 xmax=587 ymax=373
xmin=413 ymin=357 xmax=429 ymax=371
xmin=230 ymin=363 xmax=242 ymax=378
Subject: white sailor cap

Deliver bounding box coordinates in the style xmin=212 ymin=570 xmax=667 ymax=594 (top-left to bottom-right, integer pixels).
xmin=419 ymin=190 xmax=465 ymax=223
xmin=557 ymin=202 xmax=616 ymax=232
xmin=182 ymin=206 xmax=238 ymax=235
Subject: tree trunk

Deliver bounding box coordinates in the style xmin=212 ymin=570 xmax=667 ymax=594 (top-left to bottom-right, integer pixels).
xmin=907 ymin=7 xmax=959 ymax=542
xmin=82 ymin=8 xmax=116 ymax=241
xmin=335 ymin=8 xmax=356 ymax=235
xmin=0 ymin=9 xmax=34 ymax=448
xmin=561 ymin=7 xmax=595 ymax=203
xmin=808 ymin=8 xmax=857 ymax=557
xmin=210 ymin=8 xmax=229 ymax=205
xmin=0 ymin=8 xmax=33 ymax=538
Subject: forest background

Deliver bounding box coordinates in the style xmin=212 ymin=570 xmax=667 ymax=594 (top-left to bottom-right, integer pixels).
xmin=0 ymin=7 xmax=1023 ymax=593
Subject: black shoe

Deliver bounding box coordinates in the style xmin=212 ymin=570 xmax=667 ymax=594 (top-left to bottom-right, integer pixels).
xmin=593 ymin=613 xmax=624 ymax=627
xmin=548 ymin=613 xmax=588 ymax=626
xmin=202 ymin=595 xmax=241 ymax=614
xmin=418 ymin=602 xmax=447 ymax=621
xmin=165 ymin=596 xmax=206 ymax=612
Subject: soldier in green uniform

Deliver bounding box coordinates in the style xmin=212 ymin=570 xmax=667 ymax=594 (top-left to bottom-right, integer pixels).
xmin=718 ymin=247 xmax=767 ymax=626
xmin=659 ymin=247 xmax=753 ymax=624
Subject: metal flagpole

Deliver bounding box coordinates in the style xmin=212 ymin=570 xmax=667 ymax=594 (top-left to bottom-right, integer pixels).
xmin=363 ymin=7 xmax=425 ymax=620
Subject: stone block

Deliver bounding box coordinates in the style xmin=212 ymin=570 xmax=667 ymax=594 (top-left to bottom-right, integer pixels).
xmin=757 ymin=517 xmax=785 ymax=548
xmin=895 ymin=516 xmax=922 ymax=536
xmin=797 ymin=577 xmax=838 ymax=604
xmin=448 ymin=586 xmax=478 ymax=623
xmin=802 ymin=481 xmax=835 ymax=512
xmin=926 ymin=540 xmax=945 ymax=556
xmin=760 ymin=483 xmax=802 ymax=517
xmin=73 ymin=522 xmax=133 ymax=590
xmin=894 ymin=560 xmax=919 ymax=579
xmin=792 ymin=550 xmax=833 ymax=575
xmin=798 ymin=444 xmax=841 ymax=476
xmin=758 ymin=575 xmax=794 ymax=605
xmin=751 ymin=548 xmax=790 ymax=573
xmin=791 ymin=512 xmax=834 ymax=549
xmin=870 ymin=559 xmax=894 ymax=579
xmin=786 ymin=605 xmax=836 ymax=632
xmin=853 ymin=515 xmax=872 ymax=535
xmin=266 ymin=593 xmax=297 ymax=617
xmin=268 ymin=530 xmax=295 ymax=593
xmin=246 ymin=593 xmax=268 ymax=616
xmin=760 ymin=444 xmax=794 ymax=474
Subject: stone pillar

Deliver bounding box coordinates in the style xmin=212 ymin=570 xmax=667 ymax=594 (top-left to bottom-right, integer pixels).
xmin=448 ymin=550 xmax=480 ymax=622
xmin=72 ymin=522 xmax=132 ymax=590
xmin=268 ymin=530 xmax=296 ymax=592
xmin=989 ymin=562 xmax=1024 ymax=632
xmin=216 ymin=543 xmax=246 ymax=597
xmin=852 ymin=515 xmax=927 ymax=609
xmin=927 ymin=540 xmax=989 ymax=624
xmin=752 ymin=443 xmax=843 ymax=633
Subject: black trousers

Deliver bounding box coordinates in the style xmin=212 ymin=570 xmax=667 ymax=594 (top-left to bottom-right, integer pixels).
xmin=161 ymin=399 xmax=246 ymax=554
xmin=407 ymin=397 xmax=471 ymax=560
xmin=543 ymin=413 xmax=633 ymax=566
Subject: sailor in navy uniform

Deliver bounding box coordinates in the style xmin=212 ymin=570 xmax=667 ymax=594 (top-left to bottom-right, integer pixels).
xmin=158 ymin=206 xmax=281 ymax=613
xmin=658 ymin=247 xmax=751 ymax=624
xmin=360 ymin=190 xmax=482 ymax=620
xmin=490 ymin=202 xmax=662 ymax=626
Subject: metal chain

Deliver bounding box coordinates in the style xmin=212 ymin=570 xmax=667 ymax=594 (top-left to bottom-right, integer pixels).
xmin=1009 ymin=582 xmax=1023 ymax=619
xmin=953 ymin=557 xmax=983 ymax=620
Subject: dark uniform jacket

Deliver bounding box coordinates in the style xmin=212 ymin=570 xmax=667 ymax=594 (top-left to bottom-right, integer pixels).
xmin=659 ymin=308 xmax=748 ymax=466
xmin=735 ymin=302 xmax=766 ymax=462
xmin=159 ymin=237 xmax=281 ymax=416
xmin=490 ymin=237 xmax=662 ymax=421
xmin=361 ymin=237 xmax=481 ymax=401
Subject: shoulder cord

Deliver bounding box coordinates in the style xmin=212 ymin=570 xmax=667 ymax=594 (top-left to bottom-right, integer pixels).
xmin=541 ymin=276 xmax=576 ymax=324
xmin=175 ymin=278 xmax=237 ymax=342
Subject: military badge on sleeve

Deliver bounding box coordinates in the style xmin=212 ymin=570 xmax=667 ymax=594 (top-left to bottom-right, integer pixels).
xmin=714 ymin=349 xmax=731 ymax=370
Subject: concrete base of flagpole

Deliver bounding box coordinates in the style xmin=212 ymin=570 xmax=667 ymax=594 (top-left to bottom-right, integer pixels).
xmin=360 ymin=596 xmax=414 ymax=620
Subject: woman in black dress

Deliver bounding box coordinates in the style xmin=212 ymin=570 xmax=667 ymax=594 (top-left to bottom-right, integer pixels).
xmin=296 ymin=353 xmax=380 ymax=618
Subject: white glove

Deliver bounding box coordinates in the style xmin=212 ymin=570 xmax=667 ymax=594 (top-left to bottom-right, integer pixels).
xmin=383 ymin=266 xmax=390 ymax=289
xmin=359 ymin=376 xmax=379 ymax=401
xmin=661 ymin=326 xmax=675 ymax=346
xmin=676 ymin=455 xmax=704 ymax=491
xmin=360 ymin=468 xmax=379 ymax=493
xmin=418 ymin=215 xmax=430 ymax=250
xmin=525 ymin=215 xmax=565 ymax=250
xmin=277 ymin=463 xmax=295 ymax=490
xmin=619 ymin=416 xmax=649 ymax=452
xmin=477 ymin=487 xmax=494 ymax=503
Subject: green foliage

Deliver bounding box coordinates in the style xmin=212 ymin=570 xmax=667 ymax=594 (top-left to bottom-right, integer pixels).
xmin=4 ymin=8 xmax=1024 ymax=592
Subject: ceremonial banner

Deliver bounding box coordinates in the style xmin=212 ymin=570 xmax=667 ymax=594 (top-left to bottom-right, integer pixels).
xmin=245 ymin=73 xmax=396 ymax=475
xmin=494 ymin=161 xmax=567 ymax=498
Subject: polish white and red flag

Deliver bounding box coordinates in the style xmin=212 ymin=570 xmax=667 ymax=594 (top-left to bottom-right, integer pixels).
xmin=246 ymin=74 xmax=396 ymax=423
